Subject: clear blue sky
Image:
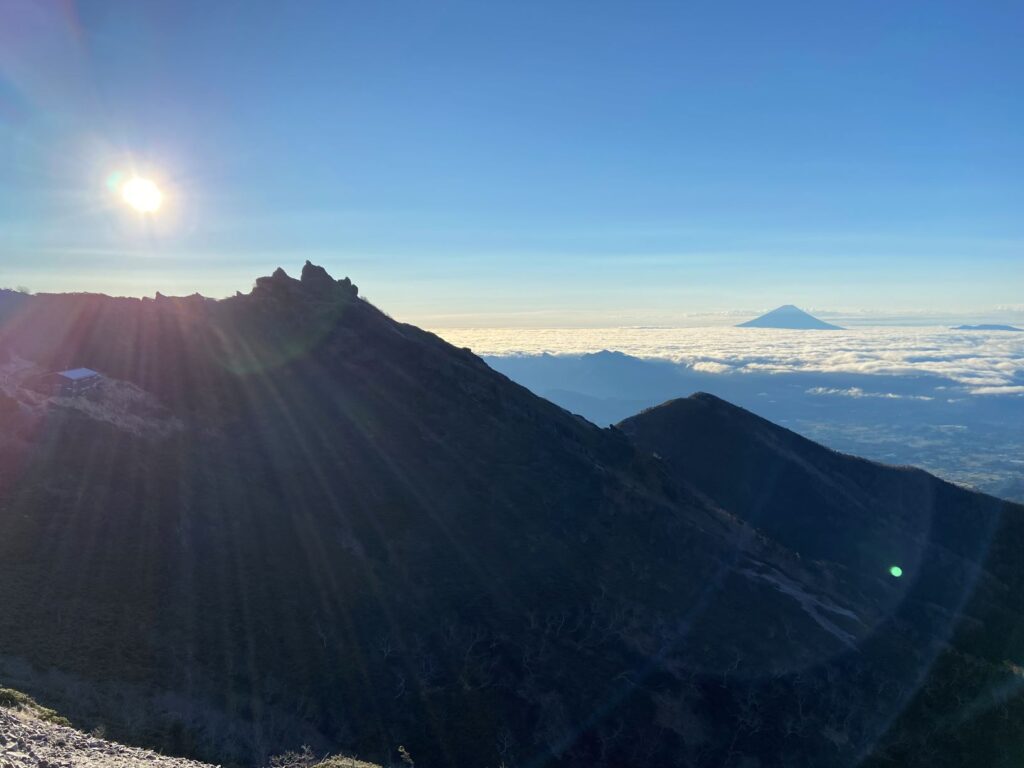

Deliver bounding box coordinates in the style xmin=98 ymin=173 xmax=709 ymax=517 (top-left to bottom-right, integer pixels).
xmin=1 ymin=0 xmax=1021 ymax=325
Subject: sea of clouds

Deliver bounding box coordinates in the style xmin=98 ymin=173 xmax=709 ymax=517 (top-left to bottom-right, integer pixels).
xmin=434 ymin=325 xmax=1024 ymax=499
xmin=434 ymin=326 xmax=1024 ymax=397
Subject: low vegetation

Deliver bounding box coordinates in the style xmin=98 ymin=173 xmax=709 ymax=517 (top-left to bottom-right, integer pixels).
xmin=0 ymin=685 xmax=71 ymax=727
xmin=268 ymin=745 xmax=380 ymax=768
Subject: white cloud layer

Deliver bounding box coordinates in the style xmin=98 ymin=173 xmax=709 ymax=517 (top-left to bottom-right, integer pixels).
xmin=971 ymin=385 xmax=1024 ymax=396
xmin=806 ymin=387 xmax=934 ymax=401
xmin=435 ymin=326 xmax=1024 ymax=396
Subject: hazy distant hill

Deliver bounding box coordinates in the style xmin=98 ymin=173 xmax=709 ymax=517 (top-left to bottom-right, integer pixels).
xmin=953 ymin=324 xmax=1023 ymax=332
xmin=737 ymin=304 xmax=843 ymax=329
xmin=1 ymin=266 xmax=1023 ymax=767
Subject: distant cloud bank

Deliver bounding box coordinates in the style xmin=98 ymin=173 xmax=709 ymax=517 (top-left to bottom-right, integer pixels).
xmin=806 ymin=387 xmax=934 ymax=401
xmin=435 ymin=326 xmax=1024 ymax=396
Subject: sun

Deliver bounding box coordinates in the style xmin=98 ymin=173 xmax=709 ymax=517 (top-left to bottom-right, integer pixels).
xmin=121 ymin=177 xmax=163 ymax=213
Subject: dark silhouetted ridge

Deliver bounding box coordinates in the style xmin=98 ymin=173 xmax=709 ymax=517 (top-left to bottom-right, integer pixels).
xmin=619 ymin=392 xmax=1024 ymax=767
xmin=620 ymin=393 xmax=1002 ymax=569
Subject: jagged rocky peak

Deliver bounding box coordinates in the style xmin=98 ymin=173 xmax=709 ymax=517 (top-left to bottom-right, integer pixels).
xmin=301 ymin=260 xmax=359 ymax=297
xmin=300 ymin=260 xmax=333 ymax=288
xmin=252 ymin=266 xmax=300 ymax=297
xmin=252 ymin=262 xmax=358 ymax=301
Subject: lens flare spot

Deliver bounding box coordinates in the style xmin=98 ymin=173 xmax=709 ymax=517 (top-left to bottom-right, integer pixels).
xmin=121 ymin=177 xmax=163 ymax=213
xmin=105 ymin=171 xmax=124 ymax=193
xmin=889 ymin=565 xmax=903 ymax=578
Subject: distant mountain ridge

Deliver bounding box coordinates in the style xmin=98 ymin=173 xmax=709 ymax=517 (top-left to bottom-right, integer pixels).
xmin=953 ymin=324 xmax=1023 ymax=332
xmin=737 ymin=304 xmax=843 ymax=329
xmin=1 ymin=266 xmax=1023 ymax=767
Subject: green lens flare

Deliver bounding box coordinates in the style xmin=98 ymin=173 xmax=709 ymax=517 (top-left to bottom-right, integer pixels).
xmin=105 ymin=171 xmax=124 ymax=192
xmin=889 ymin=566 xmax=903 ymax=578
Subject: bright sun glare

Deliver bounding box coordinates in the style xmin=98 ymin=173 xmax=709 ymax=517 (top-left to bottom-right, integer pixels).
xmin=121 ymin=177 xmax=163 ymax=213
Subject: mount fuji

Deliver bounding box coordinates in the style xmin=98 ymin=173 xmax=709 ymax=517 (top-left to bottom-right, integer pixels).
xmin=737 ymin=304 xmax=843 ymax=330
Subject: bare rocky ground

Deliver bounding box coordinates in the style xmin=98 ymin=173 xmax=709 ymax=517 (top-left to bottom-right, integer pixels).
xmin=0 ymin=357 xmax=184 ymax=439
xmin=0 ymin=701 xmax=381 ymax=768
xmin=0 ymin=707 xmax=214 ymax=768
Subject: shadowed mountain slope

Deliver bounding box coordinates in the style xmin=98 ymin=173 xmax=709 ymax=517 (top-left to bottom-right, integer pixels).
xmin=619 ymin=394 xmax=1004 ymax=578
xmin=621 ymin=394 xmax=1024 ymax=766
xmin=0 ymin=268 xmax=1022 ymax=767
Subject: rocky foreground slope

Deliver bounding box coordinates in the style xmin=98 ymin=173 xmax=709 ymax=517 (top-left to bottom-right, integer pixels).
xmin=0 ymin=689 xmax=379 ymax=768
xmin=1 ymin=703 xmax=212 ymax=768
xmin=1 ymin=266 xmax=1023 ymax=767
